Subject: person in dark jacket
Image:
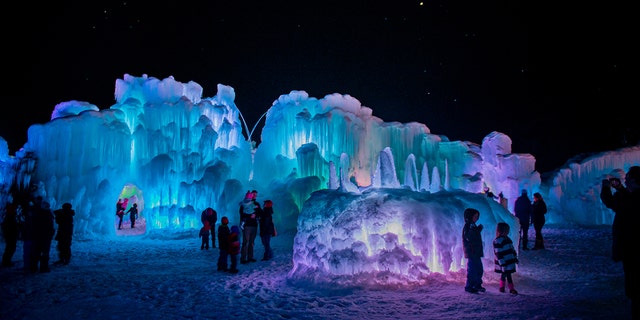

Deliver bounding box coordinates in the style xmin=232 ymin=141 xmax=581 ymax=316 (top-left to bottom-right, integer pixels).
xmin=1 ymin=201 xmax=19 ymax=267
xmin=217 ymin=216 xmax=230 ymax=271
xmin=28 ymin=196 xmax=55 ymax=273
xmin=493 ymin=222 xmax=518 ymax=294
xmin=462 ymin=207 xmax=485 ymax=293
xmin=53 ymin=202 xmax=75 ymax=265
xmin=201 ymin=207 xmax=217 ymax=248
xmin=514 ymin=190 xmax=532 ymax=250
xmin=228 ymin=225 xmax=241 ymax=273
xmin=199 ymin=221 xmax=211 ymax=250
xmin=531 ymin=192 xmax=547 ymax=250
xmin=601 ymin=166 xmax=640 ymax=319
xmin=258 ymin=200 xmax=275 ymax=261
xmin=127 ymin=203 xmax=138 ymax=228
xmin=115 ymin=199 xmax=125 ymax=230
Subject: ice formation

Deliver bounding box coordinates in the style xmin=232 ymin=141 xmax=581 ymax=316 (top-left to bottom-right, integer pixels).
xmin=1 ymin=74 xmax=639 ymax=284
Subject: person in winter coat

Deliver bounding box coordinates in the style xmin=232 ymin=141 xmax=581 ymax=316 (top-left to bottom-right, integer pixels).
xmin=217 ymin=216 xmax=230 ymax=271
xmin=127 ymin=203 xmax=138 ymax=228
xmin=201 ymin=207 xmax=217 ymax=248
xmin=258 ymin=200 xmax=276 ymax=261
xmin=239 ymin=190 xmax=260 ymax=264
xmin=493 ymin=222 xmax=519 ymax=294
xmin=115 ymin=199 xmax=125 ymax=230
xmin=531 ymin=192 xmax=547 ymax=250
xmin=199 ymin=221 xmax=211 ymax=250
xmin=514 ymin=190 xmax=532 ymax=250
xmin=228 ymin=225 xmax=241 ymax=273
xmin=601 ymin=166 xmax=640 ymax=319
xmin=27 ymin=196 xmax=55 ymax=273
xmin=462 ymin=207 xmax=485 ymax=293
xmin=1 ymin=201 xmax=19 ymax=267
xmin=53 ymin=202 xmax=75 ymax=265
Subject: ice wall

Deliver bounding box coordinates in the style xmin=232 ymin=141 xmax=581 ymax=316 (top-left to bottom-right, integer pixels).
xmin=255 ymin=90 xmax=541 ymax=213
xmin=4 ymin=73 xmax=637 ymax=240
xmin=544 ymin=145 xmax=640 ymax=224
xmin=289 ymin=188 xmax=519 ymax=286
xmin=18 ymin=74 xmax=252 ymax=236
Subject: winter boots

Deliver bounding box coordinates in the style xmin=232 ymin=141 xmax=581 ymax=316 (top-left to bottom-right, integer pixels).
xmin=499 ymin=280 xmax=518 ymax=295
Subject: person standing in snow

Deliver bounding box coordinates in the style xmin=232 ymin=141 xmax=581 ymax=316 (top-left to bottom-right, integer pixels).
xmin=1 ymin=201 xmax=19 ymax=267
xmin=53 ymin=202 xmax=75 ymax=265
xmin=257 ymin=199 xmax=276 ymax=261
xmin=115 ymin=199 xmax=125 ymax=230
xmin=493 ymin=222 xmax=518 ymax=294
xmin=199 ymin=221 xmax=211 ymax=250
xmin=200 ymin=207 xmax=217 ymax=248
xmin=514 ymin=189 xmax=532 ymax=250
xmin=127 ymin=203 xmax=138 ymax=228
xmin=216 ymin=216 xmax=230 ymax=271
xmin=227 ymin=225 xmax=241 ymax=273
xmin=27 ymin=196 xmax=55 ymax=273
xmin=531 ymin=192 xmax=547 ymax=250
xmin=600 ymin=166 xmax=640 ymax=319
xmin=462 ymin=207 xmax=485 ymax=293
xmin=239 ymin=190 xmax=260 ymax=264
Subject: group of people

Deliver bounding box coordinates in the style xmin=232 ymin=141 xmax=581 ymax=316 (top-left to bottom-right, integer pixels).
xmin=464 ymin=187 xmax=549 ymax=295
xmin=197 ymin=189 xmax=277 ymax=274
xmin=514 ymin=189 xmax=548 ymax=250
xmin=462 ymin=208 xmax=519 ymax=295
xmin=115 ymin=199 xmax=138 ymax=229
xmin=464 ymin=165 xmax=637 ymax=319
xmin=1 ymin=195 xmax=75 ymax=273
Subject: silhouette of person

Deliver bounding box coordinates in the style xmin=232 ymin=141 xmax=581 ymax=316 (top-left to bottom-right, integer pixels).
xmin=53 ymin=203 xmax=75 ymax=265
xmin=258 ymin=200 xmax=275 ymax=261
xmin=514 ymin=190 xmax=532 ymax=250
xmin=127 ymin=203 xmax=138 ymax=228
xmin=1 ymin=201 xmax=19 ymax=267
xmin=531 ymin=192 xmax=547 ymax=250
xmin=601 ymin=166 xmax=640 ymax=319
xmin=26 ymin=196 xmax=55 ymax=273
xmin=201 ymin=207 xmax=217 ymax=248
xmin=116 ymin=199 xmax=125 ymax=230
xmin=462 ymin=207 xmax=485 ymax=293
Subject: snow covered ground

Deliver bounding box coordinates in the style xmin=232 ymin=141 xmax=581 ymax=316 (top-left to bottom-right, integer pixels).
xmin=0 ymin=224 xmax=632 ymax=320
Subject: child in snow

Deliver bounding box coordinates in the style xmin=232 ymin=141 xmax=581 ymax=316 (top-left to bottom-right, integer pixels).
xmin=493 ymin=222 xmax=519 ymax=294
xmin=228 ymin=225 xmax=241 ymax=273
xmin=462 ymin=207 xmax=485 ymax=293
xmin=200 ymin=221 xmax=211 ymax=250
xmin=217 ymin=217 xmax=230 ymax=271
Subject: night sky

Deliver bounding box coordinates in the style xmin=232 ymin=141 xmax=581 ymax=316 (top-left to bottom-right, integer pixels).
xmin=2 ymin=1 xmax=633 ymax=173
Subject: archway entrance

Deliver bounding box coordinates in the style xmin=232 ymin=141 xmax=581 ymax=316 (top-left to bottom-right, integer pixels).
xmin=115 ymin=183 xmax=146 ymax=236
